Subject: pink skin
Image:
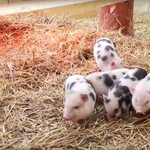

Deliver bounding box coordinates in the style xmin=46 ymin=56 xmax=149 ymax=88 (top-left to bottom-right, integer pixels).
xmin=103 ymin=94 xmax=119 ymax=121
xmin=106 ymin=113 xmax=117 ymax=122
xmin=63 ymin=94 xmax=94 ymax=122
xmin=64 ymin=78 xmax=96 ymax=122
xmin=109 ymin=59 xmax=123 ymax=70
xmin=136 ymin=111 xmax=145 ymax=115
xmin=63 ymin=117 xmax=76 ymax=122
xmin=103 ymin=94 xmax=131 ymax=121
xmin=99 ymin=59 xmax=123 ymax=71
xmin=63 ymin=116 xmax=89 ymax=125
xmin=130 ymin=86 xmax=150 ymax=115
xmin=94 ymin=38 xmax=123 ymax=72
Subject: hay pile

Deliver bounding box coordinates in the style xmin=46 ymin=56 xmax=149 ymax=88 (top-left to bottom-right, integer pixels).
xmin=0 ymin=12 xmax=150 ymax=150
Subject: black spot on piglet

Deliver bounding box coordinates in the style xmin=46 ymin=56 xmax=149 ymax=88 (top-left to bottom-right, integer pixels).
xmin=98 ymin=39 xmax=111 ymax=44
xmin=114 ymin=85 xmax=130 ymax=98
xmin=66 ymin=83 xmax=69 ymax=90
xmin=97 ymin=76 xmax=102 ymax=80
xmin=133 ymin=68 xmax=147 ymax=80
xmin=114 ymin=89 xmax=122 ymax=98
xmin=97 ymin=44 xmax=101 ymax=47
xmin=111 ymin=53 xmax=114 ymax=57
xmin=106 ymin=99 xmax=111 ymax=103
xmin=124 ymin=93 xmax=132 ymax=107
xmin=97 ymin=51 xmax=100 ymax=54
xmin=130 ymin=77 xmax=136 ymax=81
xmin=103 ymin=74 xmax=114 ymax=87
xmin=110 ymin=81 xmax=121 ymax=90
xmin=89 ymin=92 xmax=96 ymax=101
xmin=118 ymin=96 xmax=124 ymax=108
xmin=69 ymin=82 xmax=76 ymax=90
xmin=120 ymin=86 xmax=131 ymax=95
xmin=102 ymin=56 xmax=108 ymax=61
xmin=105 ymin=45 xmax=114 ymax=51
xmin=112 ymin=75 xmax=117 ymax=80
xmin=121 ymin=107 xmax=126 ymax=114
xmin=85 ymin=78 xmax=95 ymax=90
xmin=123 ymin=74 xmax=130 ymax=79
xmin=117 ymin=86 xmax=132 ymax=109
xmin=97 ymin=55 xmax=101 ymax=59
xmin=114 ymin=108 xmax=119 ymax=114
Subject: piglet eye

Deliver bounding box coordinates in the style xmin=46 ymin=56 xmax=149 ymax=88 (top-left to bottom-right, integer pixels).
xmin=74 ymin=106 xmax=79 ymax=109
xmin=145 ymin=100 xmax=149 ymax=105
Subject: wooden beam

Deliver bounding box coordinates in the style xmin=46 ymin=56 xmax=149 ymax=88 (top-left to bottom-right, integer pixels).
xmin=99 ymin=0 xmax=134 ymax=36
xmin=1 ymin=0 xmax=120 ymax=19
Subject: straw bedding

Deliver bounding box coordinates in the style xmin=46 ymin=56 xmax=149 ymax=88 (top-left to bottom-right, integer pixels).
xmin=0 ymin=12 xmax=150 ymax=150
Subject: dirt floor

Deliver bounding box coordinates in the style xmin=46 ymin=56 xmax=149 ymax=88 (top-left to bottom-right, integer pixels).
xmin=0 ymin=12 xmax=150 ymax=150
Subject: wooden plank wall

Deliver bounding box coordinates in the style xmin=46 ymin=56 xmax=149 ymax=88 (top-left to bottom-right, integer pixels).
xmin=1 ymin=0 xmax=119 ymax=19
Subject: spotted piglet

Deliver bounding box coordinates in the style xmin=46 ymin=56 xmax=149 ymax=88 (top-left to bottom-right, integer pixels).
xmin=130 ymin=73 xmax=150 ymax=115
xmin=85 ymin=68 xmax=130 ymax=97
xmin=103 ymin=67 xmax=147 ymax=121
xmin=93 ymin=37 xmax=123 ymax=71
xmin=63 ymin=75 xmax=96 ymax=122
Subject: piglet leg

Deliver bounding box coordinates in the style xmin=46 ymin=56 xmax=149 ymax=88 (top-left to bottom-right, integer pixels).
xmin=106 ymin=114 xmax=117 ymax=122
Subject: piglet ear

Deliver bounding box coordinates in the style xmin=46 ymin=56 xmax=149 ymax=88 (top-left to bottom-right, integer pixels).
xmin=110 ymin=61 xmax=116 ymax=67
xmin=81 ymin=94 xmax=88 ymax=102
xmin=130 ymin=87 xmax=135 ymax=94
xmin=102 ymin=94 xmax=107 ymax=102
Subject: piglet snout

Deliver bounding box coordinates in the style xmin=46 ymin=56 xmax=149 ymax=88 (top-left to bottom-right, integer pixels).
xmin=136 ymin=110 xmax=145 ymax=115
xmin=63 ymin=116 xmax=71 ymax=121
xmin=63 ymin=116 xmax=76 ymax=122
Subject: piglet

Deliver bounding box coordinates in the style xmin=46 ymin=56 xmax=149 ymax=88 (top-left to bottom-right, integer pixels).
xmin=103 ymin=67 xmax=147 ymax=121
xmin=85 ymin=68 xmax=130 ymax=97
xmin=130 ymin=73 xmax=150 ymax=115
xmin=93 ymin=37 xmax=123 ymax=71
xmin=63 ymin=75 xmax=96 ymax=122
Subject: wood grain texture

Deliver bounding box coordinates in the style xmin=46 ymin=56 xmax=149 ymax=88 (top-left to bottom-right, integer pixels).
xmin=99 ymin=0 xmax=134 ymax=36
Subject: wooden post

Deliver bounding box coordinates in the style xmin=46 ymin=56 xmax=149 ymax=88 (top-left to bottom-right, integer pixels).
xmin=98 ymin=0 xmax=134 ymax=36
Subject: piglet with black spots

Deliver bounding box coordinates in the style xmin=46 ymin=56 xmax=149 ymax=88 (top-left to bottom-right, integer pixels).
xmin=93 ymin=37 xmax=123 ymax=71
xmin=103 ymin=67 xmax=147 ymax=121
xmin=131 ymin=73 xmax=150 ymax=115
xmin=85 ymin=68 xmax=130 ymax=97
xmin=63 ymin=75 xmax=96 ymax=122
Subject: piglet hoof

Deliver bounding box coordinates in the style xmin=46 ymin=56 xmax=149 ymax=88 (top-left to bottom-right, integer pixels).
xmin=63 ymin=117 xmax=76 ymax=123
xmin=105 ymin=114 xmax=117 ymax=123
xmin=63 ymin=117 xmax=70 ymax=121
xmin=107 ymin=118 xmax=117 ymax=123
